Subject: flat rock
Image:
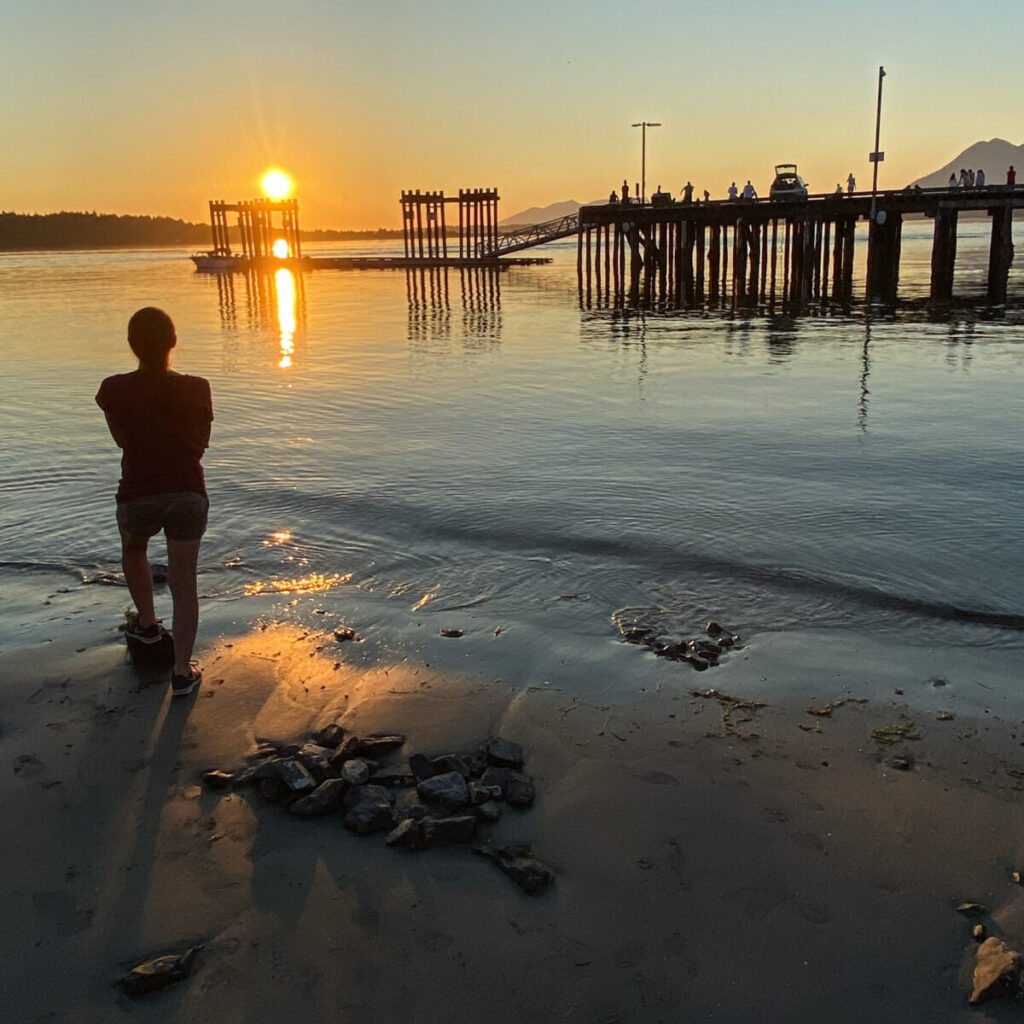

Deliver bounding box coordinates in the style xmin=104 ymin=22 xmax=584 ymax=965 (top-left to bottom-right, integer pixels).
xmin=417 ymin=770 xmax=470 ymax=810
xmin=201 ymin=769 xmax=235 ymax=790
xmin=119 ymin=946 xmax=200 ymax=996
xmin=385 ymin=818 xmax=426 ymax=850
xmin=370 ymin=765 xmax=417 ymax=788
xmin=970 ymin=937 xmax=1022 ymax=1004
xmin=296 ymin=742 xmax=334 ymax=772
xmin=423 ymin=815 xmax=478 ymax=845
xmin=356 ymin=734 xmax=406 ymax=758
xmin=485 ymin=737 xmax=524 ymax=768
xmin=275 ymin=759 xmax=316 ymax=793
xmin=474 ymin=841 xmax=555 ymax=895
xmin=329 ymin=735 xmax=362 ymax=765
xmin=287 ymin=778 xmax=348 ymax=817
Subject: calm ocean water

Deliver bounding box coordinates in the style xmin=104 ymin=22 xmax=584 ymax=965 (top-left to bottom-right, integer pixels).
xmin=1 ymin=222 xmax=1022 ymax=676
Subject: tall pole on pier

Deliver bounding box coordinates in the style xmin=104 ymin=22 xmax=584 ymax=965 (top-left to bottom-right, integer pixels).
xmin=869 ymin=66 xmax=886 ymax=221
xmin=631 ymin=121 xmax=661 ymax=205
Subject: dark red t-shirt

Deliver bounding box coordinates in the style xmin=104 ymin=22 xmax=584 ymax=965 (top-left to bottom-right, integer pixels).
xmin=96 ymin=370 xmax=213 ymax=502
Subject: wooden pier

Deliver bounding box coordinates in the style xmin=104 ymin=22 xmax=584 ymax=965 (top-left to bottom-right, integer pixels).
xmin=576 ymin=186 xmax=1021 ymax=310
xmin=195 ymin=188 xmax=551 ymax=272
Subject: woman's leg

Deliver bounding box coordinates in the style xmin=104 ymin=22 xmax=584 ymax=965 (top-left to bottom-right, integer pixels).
xmin=166 ymin=537 xmax=202 ymax=677
xmin=119 ymin=528 xmax=157 ymax=628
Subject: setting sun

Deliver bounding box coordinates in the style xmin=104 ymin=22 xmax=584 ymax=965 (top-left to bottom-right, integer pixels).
xmin=260 ymin=169 xmax=292 ymax=200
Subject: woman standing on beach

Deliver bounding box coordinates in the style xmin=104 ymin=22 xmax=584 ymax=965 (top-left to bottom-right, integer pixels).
xmin=96 ymin=307 xmax=213 ymax=696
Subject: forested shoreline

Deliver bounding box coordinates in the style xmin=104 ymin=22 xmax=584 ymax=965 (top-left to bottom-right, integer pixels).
xmin=0 ymin=211 xmax=402 ymax=250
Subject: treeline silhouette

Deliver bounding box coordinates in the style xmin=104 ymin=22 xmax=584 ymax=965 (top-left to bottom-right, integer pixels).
xmin=0 ymin=211 xmax=405 ymax=250
xmin=0 ymin=211 xmax=209 ymax=250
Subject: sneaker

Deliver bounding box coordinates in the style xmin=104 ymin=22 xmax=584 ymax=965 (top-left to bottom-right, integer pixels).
xmin=171 ymin=665 xmax=202 ymax=697
xmin=125 ymin=619 xmax=167 ymax=644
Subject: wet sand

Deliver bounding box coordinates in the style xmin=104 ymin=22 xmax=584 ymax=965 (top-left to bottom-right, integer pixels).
xmin=2 ymin=608 xmax=1023 ymax=1023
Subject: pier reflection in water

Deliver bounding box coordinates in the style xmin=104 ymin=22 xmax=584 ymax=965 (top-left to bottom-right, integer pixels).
xmin=406 ymin=266 xmax=502 ymax=348
xmin=214 ymin=266 xmax=306 ymax=368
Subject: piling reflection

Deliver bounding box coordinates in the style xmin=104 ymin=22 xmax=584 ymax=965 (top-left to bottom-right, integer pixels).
xmin=406 ymin=266 xmax=502 ymax=349
xmin=214 ymin=267 xmax=307 ymax=367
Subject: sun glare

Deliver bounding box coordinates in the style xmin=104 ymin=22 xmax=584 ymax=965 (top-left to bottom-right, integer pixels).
xmin=261 ymin=169 xmax=293 ymax=200
xmin=272 ymin=238 xmax=289 ymax=258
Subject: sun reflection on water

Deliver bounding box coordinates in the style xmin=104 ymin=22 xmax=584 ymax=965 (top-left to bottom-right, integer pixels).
xmin=244 ymin=572 xmax=351 ymax=596
xmin=275 ymin=268 xmax=297 ymax=369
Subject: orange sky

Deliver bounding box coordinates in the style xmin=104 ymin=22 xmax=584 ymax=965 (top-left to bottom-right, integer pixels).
xmin=2 ymin=1 xmax=1021 ymax=229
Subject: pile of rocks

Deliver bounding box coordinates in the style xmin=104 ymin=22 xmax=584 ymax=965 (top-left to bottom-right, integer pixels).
xmin=613 ymin=609 xmax=741 ymax=671
xmin=201 ymin=727 xmax=553 ymax=894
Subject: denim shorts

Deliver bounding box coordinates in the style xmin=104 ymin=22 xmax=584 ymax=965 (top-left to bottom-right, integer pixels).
xmin=117 ymin=492 xmax=209 ymax=542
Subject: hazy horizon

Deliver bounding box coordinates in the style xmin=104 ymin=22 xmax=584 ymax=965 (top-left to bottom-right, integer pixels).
xmin=2 ymin=1 xmax=1022 ymax=230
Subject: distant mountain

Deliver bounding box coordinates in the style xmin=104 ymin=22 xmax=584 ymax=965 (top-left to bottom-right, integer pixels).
xmin=910 ymin=138 xmax=1023 ymax=188
xmin=500 ymin=200 xmax=582 ymax=226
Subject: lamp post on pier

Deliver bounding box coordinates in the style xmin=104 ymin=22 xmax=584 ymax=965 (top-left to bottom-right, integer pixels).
xmin=869 ymin=66 xmax=886 ymax=222
xmin=631 ymin=121 xmax=661 ymax=205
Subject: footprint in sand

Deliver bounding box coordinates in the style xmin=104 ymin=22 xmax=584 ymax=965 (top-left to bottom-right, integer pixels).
xmin=13 ymin=754 xmax=44 ymax=778
xmin=32 ymin=890 xmax=94 ymax=936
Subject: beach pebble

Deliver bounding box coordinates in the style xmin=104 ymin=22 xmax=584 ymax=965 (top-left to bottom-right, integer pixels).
xmin=314 ymin=723 xmax=344 ymax=747
xmin=333 ymin=626 xmax=360 ymax=642
xmin=440 ymin=627 xmax=463 ymax=638
xmin=884 ymin=755 xmax=913 ymax=771
xmin=342 ymin=785 xmax=395 ymax=834
xmin=973 ymin=924 xmax=987 ymax=941
xmin=485 ymin=737 xmax=524 ymax=768
xmin=409 ymin=753 xmax=434 ymax=782
xmin=287 ymin=778 xmax=348 ymax=817
xmin=970 ymin=937 xmax=1022 ymax=1005
xmin=417 ymin=770 xmax=470 ymax=810
xmin=475 ymin=800 xmax=502 ymax=822
xmin=119 ymin=946 xmax=200 ymax=996
xmin=481 ymin=767 xmax=535 ymax=807
xmin=340 ymin=759 xmax=371 ymax=786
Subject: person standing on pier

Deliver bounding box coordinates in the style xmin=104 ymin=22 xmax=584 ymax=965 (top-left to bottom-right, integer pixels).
xmin=682 ymin=181 xmax=694 ymax=203
xmin=1008 ymin=166 xmax=1016 ymax=186
xmin=621 ymin=180 xmax=630 ymax=204
xmin=96 ymin=307 xmax=213 ymax=697
xmin=976 ymin=169 xmax=985 ymax=187
xmin=727 ymin=182 xmax=738 ymax=201
xmin=847 ymin=172 xmax=856 ymax=195
xmin=948 ymin=173 xmax=957 ymax=189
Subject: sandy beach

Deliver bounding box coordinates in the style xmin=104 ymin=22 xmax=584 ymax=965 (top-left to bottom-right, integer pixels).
xmin=2 ymin=578 xmax=1022 ymax=1024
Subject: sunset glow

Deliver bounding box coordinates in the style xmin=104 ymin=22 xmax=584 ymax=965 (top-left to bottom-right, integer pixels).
xmin=272 ymin=238 xmax=289 ymax=258
xmin=261 ymin=169 xmax=293 ymax=201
